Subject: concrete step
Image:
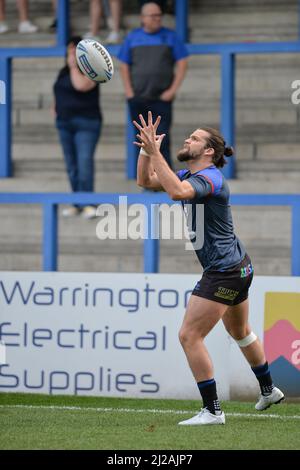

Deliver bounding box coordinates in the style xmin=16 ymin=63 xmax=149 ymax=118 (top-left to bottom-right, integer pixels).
xmin=12 ymin=53 xmax=300 ymax=74
xmin=0 ymin=241 xmax=291 ymax=276
xmin=0 ymin=173 xmax=140 ymax=193
xmin=5 ymin=0 xmax=293 ymax=13
xmin=0 ymin=204 xmax=291 ymax=246
xmin=189 ymin=0 xmax=296 ymax=12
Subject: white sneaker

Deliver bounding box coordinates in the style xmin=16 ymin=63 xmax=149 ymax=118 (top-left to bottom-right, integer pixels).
xmin=0 ymin=22 xmax=9 ymax=34
xmin=105 ymin=30 xmax=121 ymax=44
xmin=81 ymin=205 xmax=97 ymax=219
xmin=62 ymin=206 xmax=81 ymax=217
xmin=255 ymin=387 xmax=285 ymax=411
xmin=18 ymin=21 xmax=38 ymax=33
xmin=178 ymin=408 xmax=225 ymax=426
xmin=83 ymin=31 xmax=93 ymax=39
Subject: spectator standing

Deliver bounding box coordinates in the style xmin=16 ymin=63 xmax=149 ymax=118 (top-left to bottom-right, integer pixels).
xmin=118 ymin=1 xmax=188 ymax=168
xmin=53 ymin=36 xmax=102 ymax=219
xmin=0 ymin=0 xmax=38 ymax=33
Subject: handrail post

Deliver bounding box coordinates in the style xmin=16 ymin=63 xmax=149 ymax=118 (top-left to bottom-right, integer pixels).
xmin=144 ymin=201 xmax=159 ymax=273
xmin=57 ymin=0 xmax=69 ymax=47
xmin=175 ymin=0 xmax=188 ymax=43
xmin=221 ymin=52 xmax=236 ymax=179
xmin=291 ymin=202 xmax=300 ymax=276
xmin=43 ymin=203 xmax=58 ymax=271
xmin=0 ymin=57 xmax=12 ymax=178
xmin=126 ymin=104 xmax=137 ymax=179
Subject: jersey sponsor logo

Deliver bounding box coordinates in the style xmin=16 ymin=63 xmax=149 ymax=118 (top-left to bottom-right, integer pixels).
xmin=213 ymin=286 xmax=239 ymax=301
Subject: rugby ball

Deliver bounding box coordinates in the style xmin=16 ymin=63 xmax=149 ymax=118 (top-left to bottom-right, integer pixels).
xmin=76 ymin=39 xmax=114 ymax=83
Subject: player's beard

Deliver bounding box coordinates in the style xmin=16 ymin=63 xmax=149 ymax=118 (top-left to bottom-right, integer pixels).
xmin=177 ymin=148 xmax=198 ymax=162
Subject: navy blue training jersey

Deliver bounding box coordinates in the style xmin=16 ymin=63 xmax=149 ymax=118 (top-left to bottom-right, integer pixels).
xmin=177 ymin=165 xmax=245 ymax=272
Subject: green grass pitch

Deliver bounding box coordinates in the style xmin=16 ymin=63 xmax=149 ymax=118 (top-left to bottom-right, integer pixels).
xmin=0 ymin=392 xmax=299 ymax=450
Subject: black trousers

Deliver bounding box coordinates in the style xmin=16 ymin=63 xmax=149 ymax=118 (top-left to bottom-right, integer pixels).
xmin=128 ymin=97 xmax=173 ymax=169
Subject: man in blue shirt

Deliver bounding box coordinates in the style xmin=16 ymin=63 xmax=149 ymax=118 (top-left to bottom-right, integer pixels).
xmin=118 ymin=1 xmax=188 ymax=168
xmin=134 ymin=111 xmax=284 ymax=425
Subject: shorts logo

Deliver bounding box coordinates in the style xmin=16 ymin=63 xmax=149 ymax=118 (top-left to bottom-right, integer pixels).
xmin=214 ymin=287 xmax=239 ymax=301
xmin=241 ymin=263 xmax=253 ymax=278
xmin=78 ymin=54 xmax=97 ymax=80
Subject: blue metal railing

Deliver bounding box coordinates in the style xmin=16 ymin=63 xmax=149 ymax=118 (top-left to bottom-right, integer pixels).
xmin=0 ymin=192 xmax=299 ymax=276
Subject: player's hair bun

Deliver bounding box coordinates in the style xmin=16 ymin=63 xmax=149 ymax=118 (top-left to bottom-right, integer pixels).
xmin=224 ymin=146 xmax=234 ymax=157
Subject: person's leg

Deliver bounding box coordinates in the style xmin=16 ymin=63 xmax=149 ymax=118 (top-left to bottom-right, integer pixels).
xmin=222 ymin=299 xmax=284 ymax=409
xmin=179 ymin=295 xmax=227 ymax=381
xmin=105 ymin=0 xmax=121 ymax=43
xmin=0 ymin=0 xmax=8 ymax=33
xmin=74 ymin=118 xmax=101 ymax=192
xmin=17 ymin=0 xmax=28 ymax=22
xmin=49 ymin=0 xmax=57 ymax=30
xmin=90 ymin=0 xmax=102 ymax=36
xmin=150 ymin=100 xmax=172 ymax=168
xmin=17 ymin=0 xmax=38 ymax=32
xmin=56 ymin=119 xmax=78 ymax=192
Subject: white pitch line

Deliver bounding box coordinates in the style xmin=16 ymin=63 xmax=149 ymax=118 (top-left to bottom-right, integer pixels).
xmin=0 ymin=404 xmax=299 ymax=421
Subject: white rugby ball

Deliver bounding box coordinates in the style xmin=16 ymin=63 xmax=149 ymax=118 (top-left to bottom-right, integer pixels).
xmin=76 ymin=39 xmax=114 ymax=83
